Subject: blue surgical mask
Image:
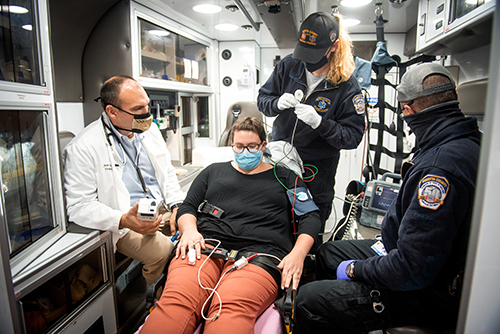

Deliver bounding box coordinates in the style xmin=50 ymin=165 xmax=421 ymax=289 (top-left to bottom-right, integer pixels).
xmin=234 ymin=150 xmax=262 ymax=171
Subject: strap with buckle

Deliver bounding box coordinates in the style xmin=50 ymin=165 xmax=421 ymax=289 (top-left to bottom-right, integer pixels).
xmin=201 ymin=245 xmax=239 ymax=262
xmin=274 ymin=288 xmax=295 ymax=333
xmin=198 ymin=200 xmax=224 ymax=218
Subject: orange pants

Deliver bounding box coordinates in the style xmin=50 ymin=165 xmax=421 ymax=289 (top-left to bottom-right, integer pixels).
xmin=139 ymin=254 xmax=279 ymax=334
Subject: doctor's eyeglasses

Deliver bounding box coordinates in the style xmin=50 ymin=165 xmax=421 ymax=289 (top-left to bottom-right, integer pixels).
xmin=232 ymin=142 xmax=263 ymax=155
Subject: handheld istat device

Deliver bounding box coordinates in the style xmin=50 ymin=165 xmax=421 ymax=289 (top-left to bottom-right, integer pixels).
xmin=138 ymin=198 xmax=161 ymax=221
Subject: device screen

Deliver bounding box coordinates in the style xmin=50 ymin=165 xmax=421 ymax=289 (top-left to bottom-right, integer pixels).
xmin=371 ymin=185 xmax=399 ymax=211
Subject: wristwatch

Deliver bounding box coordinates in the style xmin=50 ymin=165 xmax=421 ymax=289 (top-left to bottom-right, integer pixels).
xmin=170 ymin=203 xmax=181 ymax=211
xmin=346 ymin=261 xmax=356 ymax=279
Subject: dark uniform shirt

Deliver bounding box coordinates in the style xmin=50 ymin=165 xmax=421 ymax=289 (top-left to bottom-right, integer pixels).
xmin=354 ymin=102 xmax=481 ymax=291
xmin=257 ymin=54 xmax=365 ymax=161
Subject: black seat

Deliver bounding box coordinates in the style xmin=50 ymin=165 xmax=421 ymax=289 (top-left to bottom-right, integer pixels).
xmin=218 ymin=101 xmax=263 ymax=147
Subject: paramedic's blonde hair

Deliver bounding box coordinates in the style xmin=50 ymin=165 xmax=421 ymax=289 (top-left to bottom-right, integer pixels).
xmin=327 ymin=14 xmax=355 ymax=86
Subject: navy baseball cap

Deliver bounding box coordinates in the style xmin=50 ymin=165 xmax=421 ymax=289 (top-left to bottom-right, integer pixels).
xmin=397 ymin=63 xmax=456 ymax=102
xmin=293 ymin=12 xmax=339 ymax=64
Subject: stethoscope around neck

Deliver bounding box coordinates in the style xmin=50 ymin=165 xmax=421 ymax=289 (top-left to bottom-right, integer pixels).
xmin=101 ymin=115 xmax=149 ymax=195
xmin=101 ymin=115 xmax=120 ymax=146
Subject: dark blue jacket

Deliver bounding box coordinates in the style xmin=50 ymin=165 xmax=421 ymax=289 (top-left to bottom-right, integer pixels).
xmin=257 ymin=54 xmax=365 ymax=160
xmin=354 ymin=105 xmax=481 ymax=291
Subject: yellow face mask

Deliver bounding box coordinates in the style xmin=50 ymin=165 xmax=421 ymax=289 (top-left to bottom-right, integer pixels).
xmin=130 ymin=112 xmax=153 ymax=133
xmin=110 ymin=102 xmax=153 ymax=133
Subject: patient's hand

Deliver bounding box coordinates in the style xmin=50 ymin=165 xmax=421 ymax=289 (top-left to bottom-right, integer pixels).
xmin=119 ymin=202 xmax=162 ymax=235
xmin=278 ymin=251 xmax=305 ymax=291
xmin=176 ymin=229 xmax=205 ymax=261
xmin=278 ymin=233 xmax=314 ymax=290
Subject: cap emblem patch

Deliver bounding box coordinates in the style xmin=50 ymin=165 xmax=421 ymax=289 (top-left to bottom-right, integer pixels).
xmin=300 ymin=29 xmax=318 ymax=46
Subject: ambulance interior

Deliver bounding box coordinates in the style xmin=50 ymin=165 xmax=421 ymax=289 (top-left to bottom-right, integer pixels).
xmin=1 ymin=0 xmax=499 ymax=333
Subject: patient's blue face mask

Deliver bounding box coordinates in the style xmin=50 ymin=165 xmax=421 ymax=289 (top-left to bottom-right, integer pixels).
xmin=234 ymin=149 xmax=262 ymax=171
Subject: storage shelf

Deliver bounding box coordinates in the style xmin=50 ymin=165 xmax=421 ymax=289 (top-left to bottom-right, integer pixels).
xmin=141 ymin=50 xmax=172 ymax=63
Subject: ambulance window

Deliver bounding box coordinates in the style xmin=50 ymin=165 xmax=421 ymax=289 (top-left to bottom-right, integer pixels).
xmin=139 ymin=18 xmax=208 ymax=86
xmin=0 ymin=0 xmax=41 ymax=85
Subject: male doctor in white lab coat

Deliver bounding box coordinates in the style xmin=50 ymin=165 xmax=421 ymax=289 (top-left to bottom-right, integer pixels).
xmin=63 ymin=75 xmax=184 ymax=286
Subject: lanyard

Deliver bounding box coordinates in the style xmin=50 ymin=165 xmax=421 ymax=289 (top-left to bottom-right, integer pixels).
xmin=101 ymin=116 xmax=148 ymax=195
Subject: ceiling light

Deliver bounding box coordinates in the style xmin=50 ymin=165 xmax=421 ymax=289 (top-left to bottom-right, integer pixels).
xmin=215 ymin=23 xmax=239 ymax=31
xmin=341 ymin=0 xmax=372 ymax=7
xmin=148 ymin=29 xmax=170 ymax=37
xmin=22 ymin=24 xmax=32 ymax=31
xmin=2 ymin=5 xmax=29 ymax=13
xmin=193 ymin=4 xmax=222 ymax=14
xmin=225 ymin=5 xmax=239 ymax=12
xmin=343 ymin=18 xmax=361 ymax=27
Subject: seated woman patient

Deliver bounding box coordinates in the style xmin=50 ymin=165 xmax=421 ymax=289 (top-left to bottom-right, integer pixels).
xmin=139 ymin=117 xmax=321 ymax=334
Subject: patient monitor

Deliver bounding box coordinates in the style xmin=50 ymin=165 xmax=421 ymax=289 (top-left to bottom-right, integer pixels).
xmin=359 ymin=173 xmax=401 ymax=229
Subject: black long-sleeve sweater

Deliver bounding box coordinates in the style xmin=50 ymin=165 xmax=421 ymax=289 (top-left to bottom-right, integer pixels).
xmin=178 ymin=162 xmax=321 ymax=259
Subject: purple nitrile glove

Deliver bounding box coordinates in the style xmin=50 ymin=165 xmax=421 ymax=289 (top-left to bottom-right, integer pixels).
xmin=337 ymin=260 xmax=356 ymax=280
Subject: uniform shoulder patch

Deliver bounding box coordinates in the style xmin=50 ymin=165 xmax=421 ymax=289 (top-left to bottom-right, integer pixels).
xmin=417 ymin=174 xmax=449 ymax=210
xmin=352 ymin=94 xmax=365 ymax=115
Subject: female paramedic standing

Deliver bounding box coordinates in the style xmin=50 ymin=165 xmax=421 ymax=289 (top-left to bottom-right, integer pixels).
xmin=139 ymin=117 xmax=321 ymax=334
xmin=257 ymin=12 xmax=365 ymax=240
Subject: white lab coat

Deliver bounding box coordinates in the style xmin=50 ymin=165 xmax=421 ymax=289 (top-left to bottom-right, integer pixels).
xmin=63 ymin=113 xmax=185 ymax=251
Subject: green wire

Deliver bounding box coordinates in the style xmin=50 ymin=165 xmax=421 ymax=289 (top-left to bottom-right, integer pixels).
xmin=268 ymin=156 xmax=318 ymax=197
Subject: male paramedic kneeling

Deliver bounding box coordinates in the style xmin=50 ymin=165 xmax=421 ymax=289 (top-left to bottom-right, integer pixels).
xmin=294 ymin=63 xmax=481 ymax=333
xmin=63 ymin=75 xmax=184 ymax=286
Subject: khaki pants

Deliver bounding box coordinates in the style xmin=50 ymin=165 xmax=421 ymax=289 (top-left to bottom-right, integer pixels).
xmin=116 ymin=225 xmax=174 ymax=286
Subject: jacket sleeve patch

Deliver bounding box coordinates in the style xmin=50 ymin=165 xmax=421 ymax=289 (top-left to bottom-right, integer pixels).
xmin=352 ymin=94 xmax=365 ymax=114
xmin=417 ymin=174 xmax=449 ymax=210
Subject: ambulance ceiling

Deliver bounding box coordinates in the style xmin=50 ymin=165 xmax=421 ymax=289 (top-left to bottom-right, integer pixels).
xmin=162 ymin=0 xmax=419 ymax=48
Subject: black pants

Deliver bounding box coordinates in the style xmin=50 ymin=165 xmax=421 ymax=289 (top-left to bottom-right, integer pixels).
xmin=303 ymin=155 xmax=339 ymax=245
xmin=294 ymin=240 xmax=460 ymax=334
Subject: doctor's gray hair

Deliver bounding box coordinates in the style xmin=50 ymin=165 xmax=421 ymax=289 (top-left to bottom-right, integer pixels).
xmin=99 ymin=75 xmax=139 ymax=110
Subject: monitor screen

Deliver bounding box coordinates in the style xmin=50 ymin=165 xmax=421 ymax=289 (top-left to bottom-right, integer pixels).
xmin=370 ymin=184 xmax=399 ymax=212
